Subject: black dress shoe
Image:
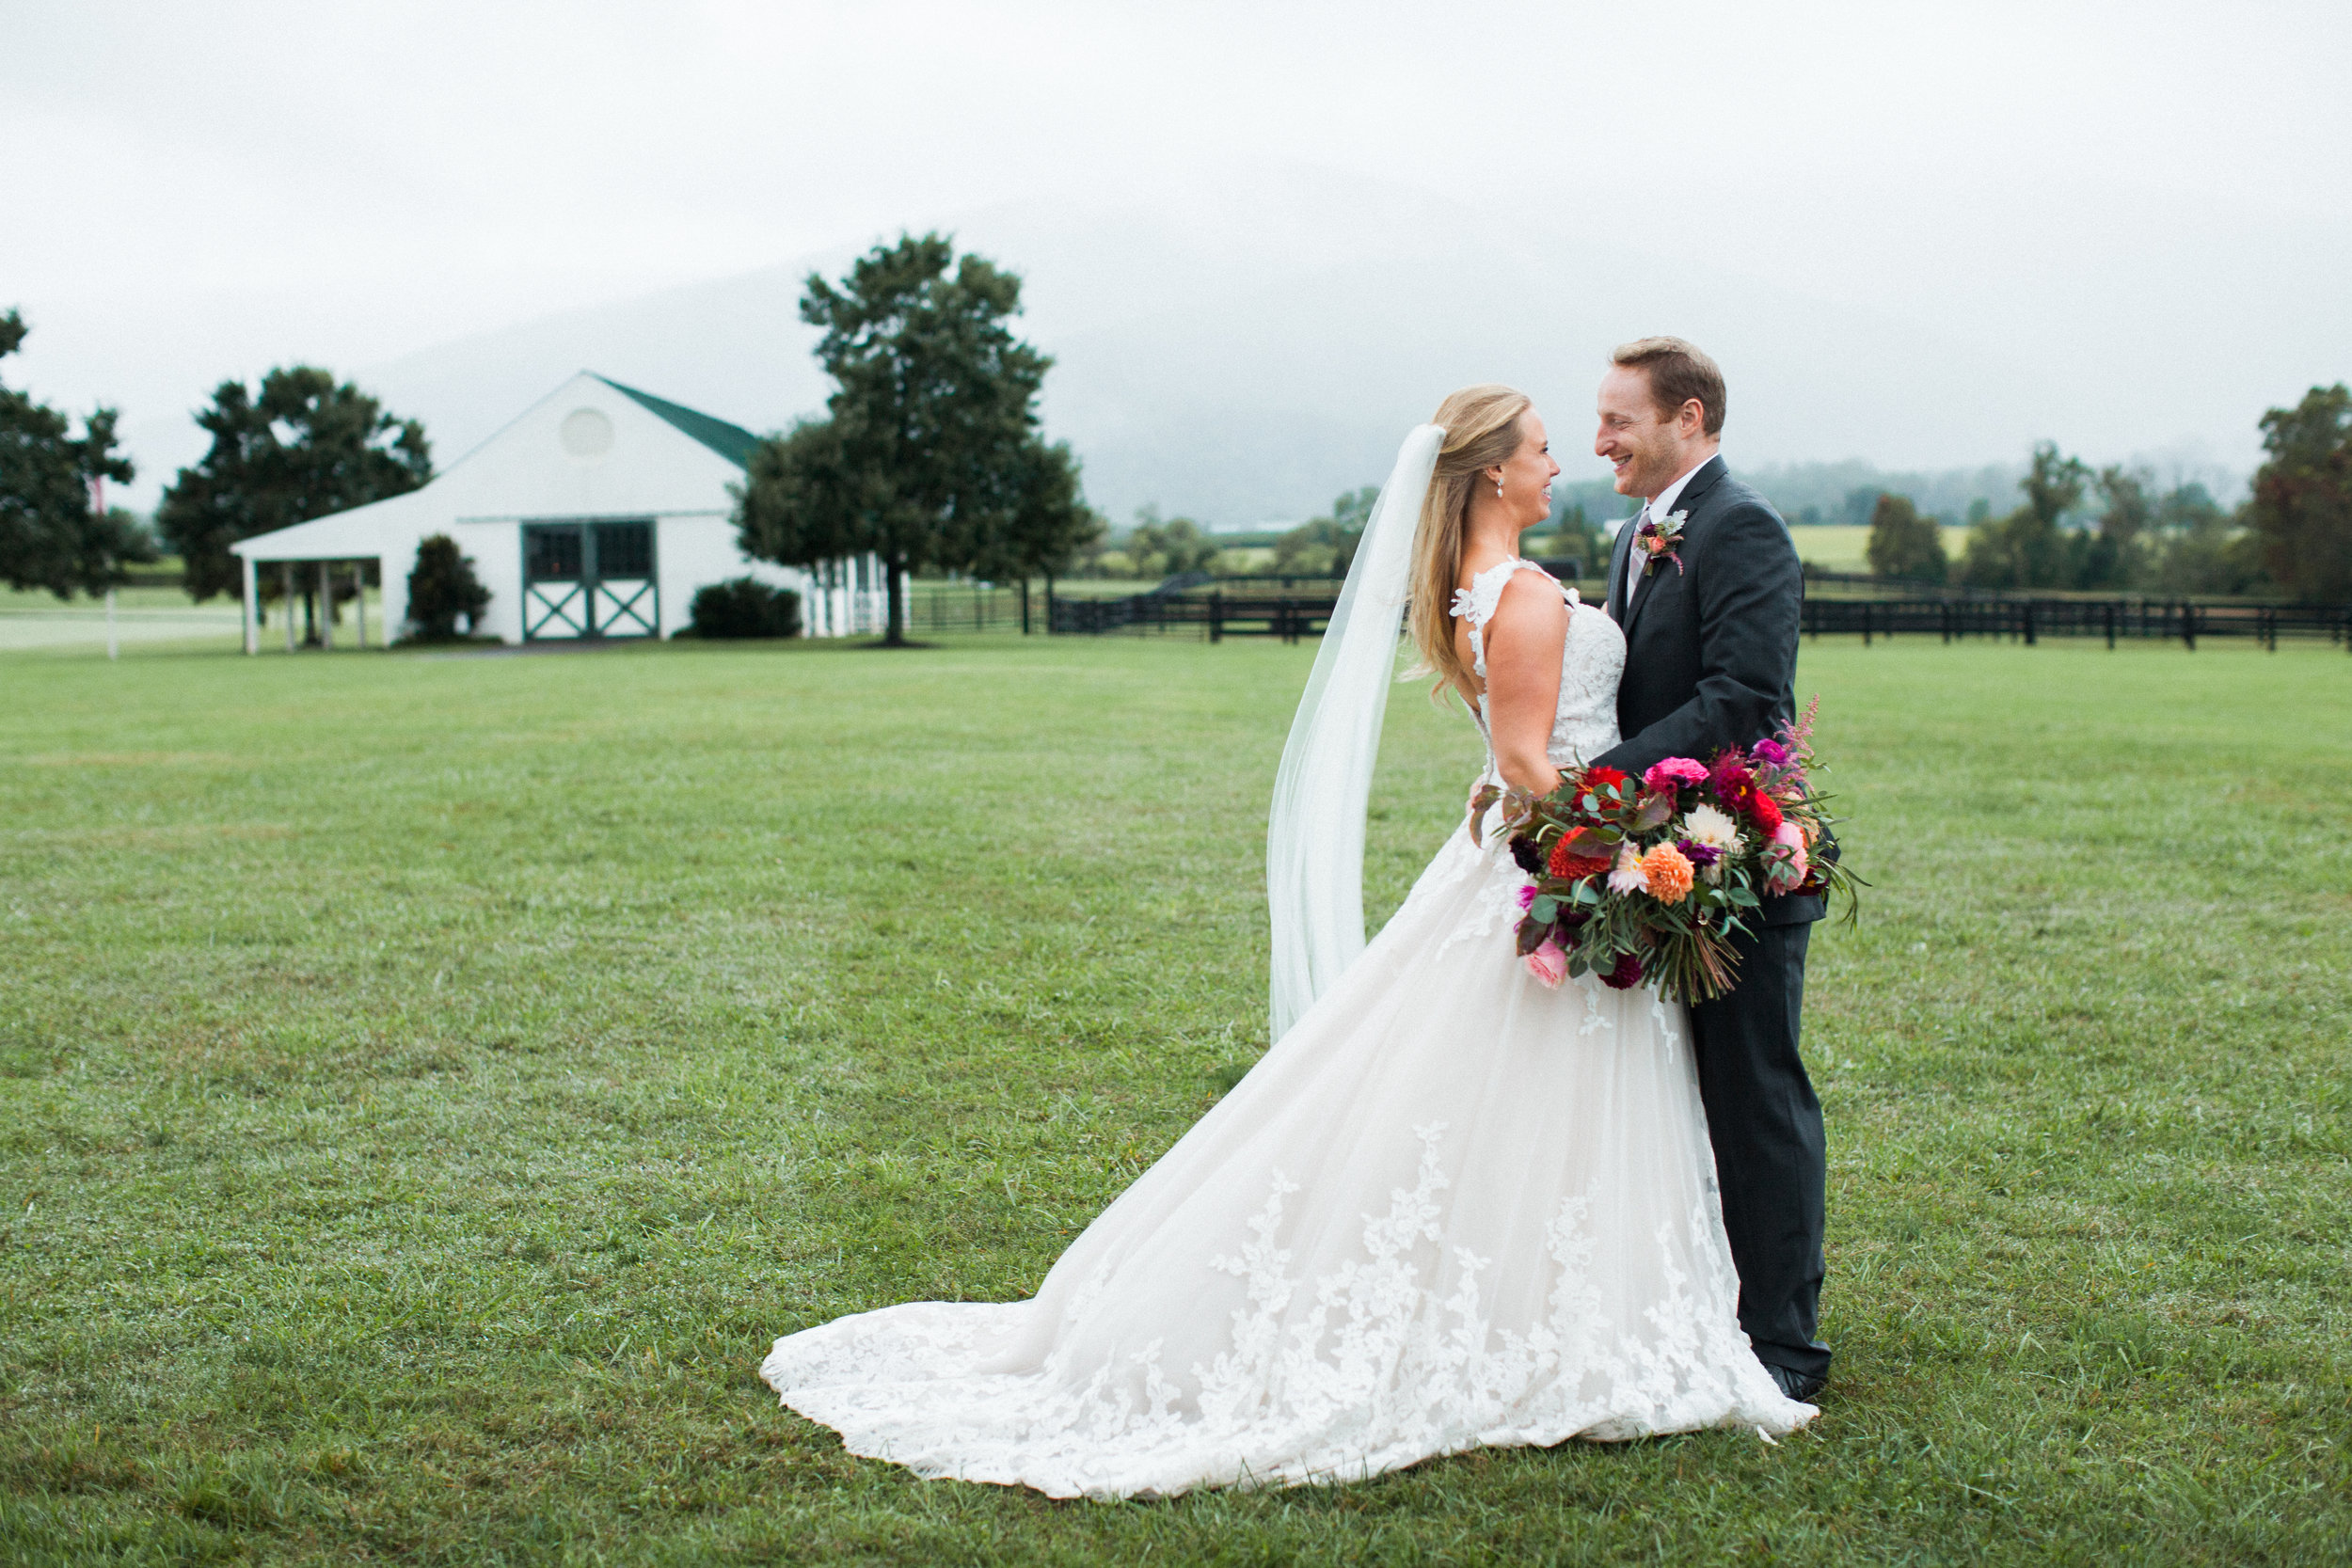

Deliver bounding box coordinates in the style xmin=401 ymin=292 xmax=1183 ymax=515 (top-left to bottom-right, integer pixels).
xmin=1766 ymin=1363 xmax=1827 ymax=1403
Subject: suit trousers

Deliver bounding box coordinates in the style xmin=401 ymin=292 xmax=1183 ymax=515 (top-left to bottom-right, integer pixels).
xmin=1686 ymin=921 xmax=1831 ymax=1380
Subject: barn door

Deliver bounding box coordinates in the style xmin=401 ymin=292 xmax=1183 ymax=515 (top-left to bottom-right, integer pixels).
xmin=522 ymin=520 xmax=658 ymax=640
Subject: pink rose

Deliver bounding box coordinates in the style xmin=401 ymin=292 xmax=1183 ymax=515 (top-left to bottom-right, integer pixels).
xmin=1524 ymin=938 xmax=1567 ymax=989
xmin=1643 ymin=757 xmax=1709 ymax=792
xmin=1765 ymin=819 xmax=1808 ymax=893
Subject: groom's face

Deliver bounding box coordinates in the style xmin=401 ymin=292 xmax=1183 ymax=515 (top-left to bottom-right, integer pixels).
xmin=1595 ymin=367 xmax=1692 ymax=499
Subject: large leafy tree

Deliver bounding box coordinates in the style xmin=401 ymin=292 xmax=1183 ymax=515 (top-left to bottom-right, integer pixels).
xmin=2248 ymin=384 xmax=2352 ymax=603
xmin=734 ymin=232 xmax=1091 ymax=644
xmin=156 ymin=366 xmax=430 ymax=600
xmin=968 ymin=437 xmax=1103 ymax=592
xmin=1863 ymin=492 xmax=1947 ymax=583
xmin=0 ymin=309 xmax=147 ymax=598
xmin=1959 ymin=442 xmax=2089 ymax=590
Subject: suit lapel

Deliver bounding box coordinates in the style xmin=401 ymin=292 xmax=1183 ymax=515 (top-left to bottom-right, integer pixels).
xmin=1606 ymin=511 xmax=1638 ymax=621
xmin=1622 ymin=455 xmax=1726 ymax=644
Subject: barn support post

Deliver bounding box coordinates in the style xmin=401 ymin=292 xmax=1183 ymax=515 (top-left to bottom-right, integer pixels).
xmin=354 ymin=562 xmax=368 ymax=649
xmin=317 ymin=562 xmax=335 ymax=652
xmin=282 ymin=564 xmax=297 ymax=652
xmin=241 ymin=555 xmax=259 ymax=655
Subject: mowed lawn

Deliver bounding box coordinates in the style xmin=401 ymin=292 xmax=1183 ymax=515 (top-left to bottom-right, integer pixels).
xmin=2 ymin=629 xmax=2346 ymax=1565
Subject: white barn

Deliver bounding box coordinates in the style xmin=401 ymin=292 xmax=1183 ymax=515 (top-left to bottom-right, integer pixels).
xmin=229 ymin=372 xmax=886 ymax=650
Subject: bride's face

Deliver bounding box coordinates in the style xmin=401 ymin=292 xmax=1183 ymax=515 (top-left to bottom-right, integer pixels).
xmin=1496 ymin=412 xmax=1560 ymax=527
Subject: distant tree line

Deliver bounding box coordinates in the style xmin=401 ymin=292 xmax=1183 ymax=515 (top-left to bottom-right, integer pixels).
xmin=1863 ymin=386 xmax=2352 ymax=601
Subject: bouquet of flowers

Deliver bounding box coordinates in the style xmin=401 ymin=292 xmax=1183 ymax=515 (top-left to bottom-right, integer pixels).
xmin=1470 ymin=699 xmax=1858 ymax=1006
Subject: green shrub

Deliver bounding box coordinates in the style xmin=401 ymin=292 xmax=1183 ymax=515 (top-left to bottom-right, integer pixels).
xmin=685 ymin=577 xmax=802 ymax=639
xmin=404 ymin=533 xmax=490 ymax=641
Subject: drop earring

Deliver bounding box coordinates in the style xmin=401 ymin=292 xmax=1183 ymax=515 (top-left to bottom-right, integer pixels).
xmin=1494 ymin=476 xmax=1504 ymax=499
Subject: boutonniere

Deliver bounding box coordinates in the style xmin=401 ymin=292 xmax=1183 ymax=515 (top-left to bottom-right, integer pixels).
xmin=1634 ymin=509 xmax=1688 ymax=578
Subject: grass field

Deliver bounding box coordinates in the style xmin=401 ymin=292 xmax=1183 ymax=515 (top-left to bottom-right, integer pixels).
xmin=3 ymin=631 xmax=2347 ymax=1564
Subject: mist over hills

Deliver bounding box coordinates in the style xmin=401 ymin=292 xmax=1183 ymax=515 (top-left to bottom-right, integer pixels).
xmin=326 ymin=169 xmax=2217 ymax=530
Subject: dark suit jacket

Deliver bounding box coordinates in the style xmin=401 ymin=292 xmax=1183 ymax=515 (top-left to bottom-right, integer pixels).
xmin=1597 ymin=455 xmax=1824 ymax=926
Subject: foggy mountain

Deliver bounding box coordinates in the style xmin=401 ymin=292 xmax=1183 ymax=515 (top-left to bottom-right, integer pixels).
xmin=350 ymin=168 xmax=2092 ymax=530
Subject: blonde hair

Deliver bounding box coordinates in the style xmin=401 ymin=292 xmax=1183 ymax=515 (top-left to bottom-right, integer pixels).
xmin=1406 ymin=384 xmax=1534 ymax=697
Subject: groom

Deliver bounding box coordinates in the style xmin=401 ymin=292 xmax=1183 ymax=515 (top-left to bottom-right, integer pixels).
xmin=1589 ymin=337 xmax=1832 ymax=1403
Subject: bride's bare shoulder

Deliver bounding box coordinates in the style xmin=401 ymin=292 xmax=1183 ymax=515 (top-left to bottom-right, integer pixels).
xmin=1486 ymin=565 xmax=1571 ymax=637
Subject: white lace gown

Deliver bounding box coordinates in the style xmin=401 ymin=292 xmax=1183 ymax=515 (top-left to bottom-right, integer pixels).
xmin=761 ymin=559 xmax=1813 ymax=1497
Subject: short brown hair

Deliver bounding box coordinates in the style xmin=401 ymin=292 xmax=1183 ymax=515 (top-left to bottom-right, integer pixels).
xmin=1612 ymin=336 xmax=1725 ymax=436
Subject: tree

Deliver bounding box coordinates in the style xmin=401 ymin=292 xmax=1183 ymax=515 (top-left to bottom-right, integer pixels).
xmin=1959 ymin=441 xmax=2088 ymax=589
xmin=1864 ymin=493 xmax=1947 ymax=582
xmin=967 ymin=437 xmax=1104 ymax=590
xmin=734 ymin=232 xmax=1087 ymax=644
xmin=1544 ymin=496 xmax=1610 ymax=581
xmin=2149 ymin=481 xmax=2265 ymax=595
xmin=1120 ymin=506 xmax=1220 ymax=579
xmin=156 ymin=365 xmax=430 ymax=601
xmin=2247 ymin=383 xmax=2352 ymax=602
xmin=0 ymin=309 xmax=146 ymax=598
xmin=1273 ymin=485 xmax=1380 ymax=577
xmin=403 ymin=533 xmax=489 ymax=641
xmin=1840 ymin=485 xmax=1884 ymax=529
xmin=2080 ymin=466 xmax=2157 ymax=589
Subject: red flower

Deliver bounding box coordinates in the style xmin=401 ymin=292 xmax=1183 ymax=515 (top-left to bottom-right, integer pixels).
xmin=1548 ymin=839 xmax=1613 ymax=880
xmin=1707 ymin=753 xmax=1784 ymax=832
xmin=1582 ymin=765 xmax=1630 ymax=794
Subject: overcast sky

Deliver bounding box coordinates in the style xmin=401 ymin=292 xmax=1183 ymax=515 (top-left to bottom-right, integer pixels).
xmin=7 ymin=0 xmax=2350 ymax=502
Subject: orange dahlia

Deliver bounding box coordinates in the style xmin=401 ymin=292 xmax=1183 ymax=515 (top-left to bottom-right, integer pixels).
xmin=1640 ymin=842 xmax=1695 ymax=904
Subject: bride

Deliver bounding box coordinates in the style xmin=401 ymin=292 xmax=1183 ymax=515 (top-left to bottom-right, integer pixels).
xmin=761 ymin=385 xmax=1815 ymax=1498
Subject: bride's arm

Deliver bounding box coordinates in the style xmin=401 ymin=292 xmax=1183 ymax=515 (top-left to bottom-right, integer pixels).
xmin=1481 ymin=574 xmax=1569 ymax=796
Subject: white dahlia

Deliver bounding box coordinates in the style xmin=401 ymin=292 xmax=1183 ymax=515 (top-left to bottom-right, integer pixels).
xmin=1679 ymin=802 xmax=1742 ymax=853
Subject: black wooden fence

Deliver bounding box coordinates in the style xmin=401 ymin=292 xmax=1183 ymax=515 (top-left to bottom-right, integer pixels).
xmin=1800 ymin=596 xmax=2352 ymax=650
xmin=1041 ymin=568 xmax=2351 ymax=652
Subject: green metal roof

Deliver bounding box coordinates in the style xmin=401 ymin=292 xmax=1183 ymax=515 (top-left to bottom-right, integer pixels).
xmin=594 ymin=374 xmax=762 ymax=469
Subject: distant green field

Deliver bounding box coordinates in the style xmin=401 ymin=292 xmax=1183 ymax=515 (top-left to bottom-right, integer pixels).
xmin=1786 ymin=523 xmax=1973 ymax=571
xmin=2 ymin=634 xmax=2345 ymax=1563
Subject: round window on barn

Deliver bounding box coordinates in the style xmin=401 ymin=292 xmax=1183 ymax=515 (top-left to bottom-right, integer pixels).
xmin=560 ymin=407 xmax=614 ymax=459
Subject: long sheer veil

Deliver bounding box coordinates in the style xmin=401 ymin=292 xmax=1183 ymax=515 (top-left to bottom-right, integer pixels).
xmin=1264 ymin=423 xmax=1445 ymax=1041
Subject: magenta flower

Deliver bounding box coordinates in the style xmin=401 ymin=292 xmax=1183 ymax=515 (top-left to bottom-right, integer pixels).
xmin=1751 ymin=738 xmax=1789 ymax=766
xmin=1644 ymin=757 xmax=1709 ymax=792
xmin=1515 ymin=882 xmax=1538 ymax=912
xmin=1524 ymin=938 xmax=1568 ymax=989
xmin=1677 ymin=838 xmax=1723 ymax=868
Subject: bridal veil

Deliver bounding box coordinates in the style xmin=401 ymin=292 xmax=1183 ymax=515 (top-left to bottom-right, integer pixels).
xmin=1264 ymin=423 xmax=1444 ymax=1040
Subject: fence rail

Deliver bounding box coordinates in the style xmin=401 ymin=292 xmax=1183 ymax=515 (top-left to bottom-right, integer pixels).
xmin=1801 ymin=596 xmax=2352 ymax=649
xmin=1045 ymin=579 xmax=2352 ymax=652
xmin=1049 ymin=588 xmax=1343 ymax=641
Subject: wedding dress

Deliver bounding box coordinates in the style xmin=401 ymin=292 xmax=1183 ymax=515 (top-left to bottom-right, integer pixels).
xmin=760 ymin=556 xmax=1814 ymax=1497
